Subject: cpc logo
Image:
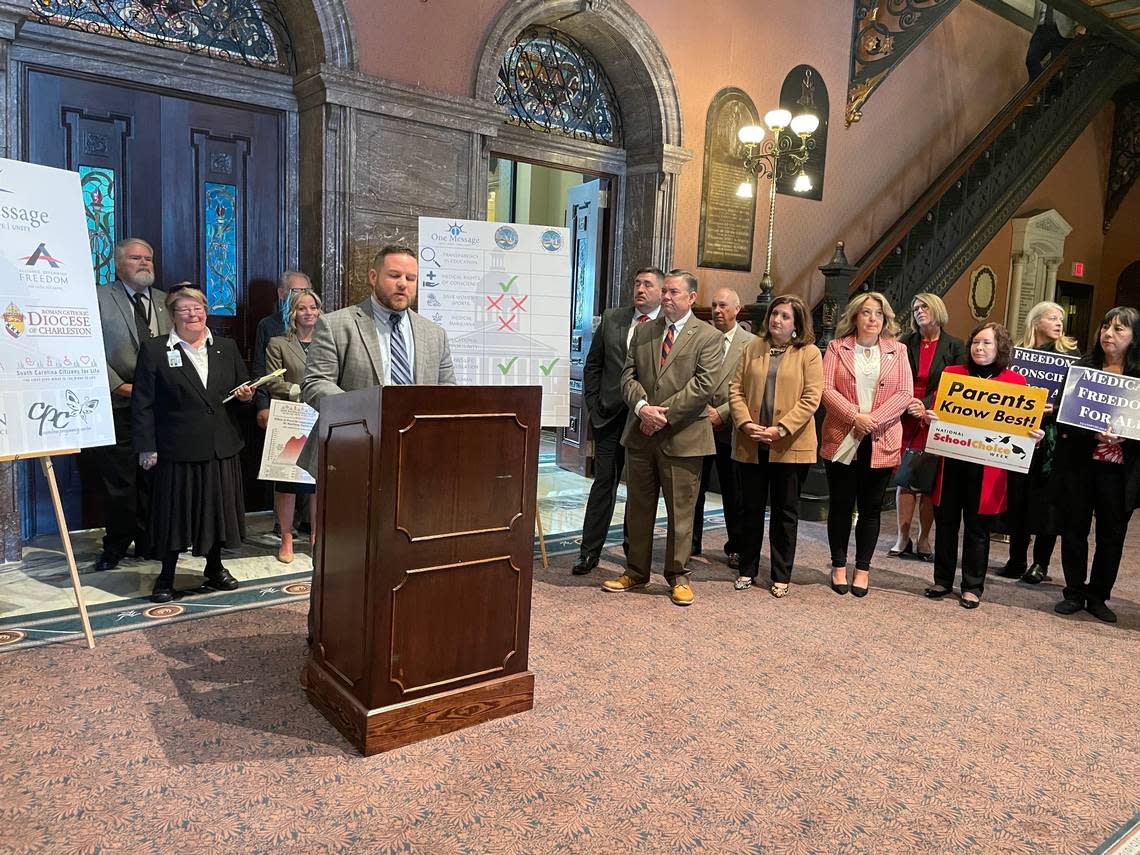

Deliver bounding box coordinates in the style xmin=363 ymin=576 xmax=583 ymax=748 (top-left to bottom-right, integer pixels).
xmin=27 ymin=390 xmax=99 ymax=436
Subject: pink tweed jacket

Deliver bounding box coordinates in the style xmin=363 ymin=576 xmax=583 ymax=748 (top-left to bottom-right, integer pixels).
xmin=819 ymin=335 xmax=914 ymax=469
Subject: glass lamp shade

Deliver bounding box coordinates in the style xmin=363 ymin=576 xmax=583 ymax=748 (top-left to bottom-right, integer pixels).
xmin=737 ymin=124 xmax=765 ymax=145
xmin=790 ymin=113 xmax=820 ymax=136
xmin=736 ymin=180 xmax=754 ymax=199
xmin=764 ymin=109 xmax=792 ymax=131
xmin=793 ymin=171 xmax=813 ymax=193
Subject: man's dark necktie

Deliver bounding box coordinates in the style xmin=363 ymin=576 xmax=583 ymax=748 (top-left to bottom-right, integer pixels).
xmin=660 ymin=323 xmax=676 ymax=367
xmin=130 ymin=292 xmax=150 ymax=343
xmin=389 ymin=313 xmax=413 ymax=385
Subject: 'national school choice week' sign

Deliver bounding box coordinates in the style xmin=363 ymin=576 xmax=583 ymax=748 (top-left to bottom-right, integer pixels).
xmin=927 ymin=373 xmax=1048 ymax=473
xmin=1056 ymin=366 xmax=1140 ymax=441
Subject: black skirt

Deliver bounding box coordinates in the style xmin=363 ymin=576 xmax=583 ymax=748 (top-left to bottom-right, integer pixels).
xmin=150 ymin=454 xmax=246 ymax=556
xmin=273 ymin=480 xmax=316 ymax=496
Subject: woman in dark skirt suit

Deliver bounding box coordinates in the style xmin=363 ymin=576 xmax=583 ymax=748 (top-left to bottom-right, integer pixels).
xmin=132 ymin=286 xmax=254 ymax=603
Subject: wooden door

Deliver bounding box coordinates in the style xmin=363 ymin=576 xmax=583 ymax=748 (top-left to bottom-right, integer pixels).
xmin=557 ymin=178 xmax=609 ymax=476
xmin=21 ymin=67 xmax=285 ymax=537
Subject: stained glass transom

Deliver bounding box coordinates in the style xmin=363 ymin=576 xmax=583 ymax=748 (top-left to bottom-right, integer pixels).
xmin=204 ymin=182 xmax=237 ymax=316
xmin=31 ymin=0 xmax=293 ymax=72
xmin=495 ymin=26 xmax=622 ymax=147
xmin=79 ymin=165 xmax=115 ymax=286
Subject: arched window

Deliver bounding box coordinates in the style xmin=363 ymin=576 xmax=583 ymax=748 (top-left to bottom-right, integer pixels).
xmin=30 ymin=0 xmax=294 ymax=72
xmin=494 ymin=25 xmax=622 ymax=147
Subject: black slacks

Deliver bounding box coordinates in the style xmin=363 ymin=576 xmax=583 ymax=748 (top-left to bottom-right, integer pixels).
xmin=87 ymin=404 xmax=154 ymax=560
xmin=692 ymin=434 xmax=744 ymax=554
xmin=933 ymin=458 xmax=992 ymax=596
xmin=825 ymin=436 xmax=893 ymax=571
xmin=1025 ymin=22 xmax=1069 ymax=79
xmin=1005 ymin=469 xmax=1057 ymax=570
xmin=737 ymin=447 xmax=809 ymax=583
xmin=579 ymin=414 xmax=628 ymax=560
xmin=1060 ymin=460 xmax=1132 ymax=604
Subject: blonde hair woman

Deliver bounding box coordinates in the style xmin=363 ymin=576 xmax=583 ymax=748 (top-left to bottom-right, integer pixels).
xmin=1000 ymin=301 xmax=1080 ymax=585
xmin=820 ymin=292 xmax=913 ymax=597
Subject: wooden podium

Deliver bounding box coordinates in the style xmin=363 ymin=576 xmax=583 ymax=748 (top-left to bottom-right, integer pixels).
xmin=302 ymin=384 xmax=540 ymax=755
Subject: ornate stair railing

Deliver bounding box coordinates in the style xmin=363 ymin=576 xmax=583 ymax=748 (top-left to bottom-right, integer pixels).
xmin=846 ymin=38 xmax=1136 ymax=313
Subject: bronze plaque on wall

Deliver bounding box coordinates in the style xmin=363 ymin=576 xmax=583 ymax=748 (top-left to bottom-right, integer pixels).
xmin=697 ymin=87 xmax=759 ymax=271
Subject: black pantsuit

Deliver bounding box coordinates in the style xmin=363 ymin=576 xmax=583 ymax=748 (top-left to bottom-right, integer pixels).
xmin=825 ymin=436 xmax=893 ymax=571
xmin=737 ymin=447 xmax=809 ymax=583
xmin=1060 ymin=460 xmax=1132 ymax=604
xmin=87 ymin=405 xmax=154 ymax=561
xmin=1005 ymin=468 xmax=1058 ymax=571
xmin=933 ymin=457 xmax=992 ymax=596
xmin=579 ymin=414 xmax=627 ymax=560
xmin=692 ymin=436 xmax=743 ymax=554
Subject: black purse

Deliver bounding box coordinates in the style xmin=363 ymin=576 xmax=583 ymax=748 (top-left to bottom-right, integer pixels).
xmin=889 ymin=449 xmax=939 ymax=494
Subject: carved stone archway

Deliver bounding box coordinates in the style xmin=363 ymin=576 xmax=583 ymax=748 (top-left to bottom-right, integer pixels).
xmin=473 ymin=0 xmax=691 ymax=299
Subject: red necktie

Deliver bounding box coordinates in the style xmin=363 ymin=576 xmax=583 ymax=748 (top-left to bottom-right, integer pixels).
xmin=637 ymin=314 xmax=650 ymax=325
xmin=660 ymin=323 xmax=676 ymax=366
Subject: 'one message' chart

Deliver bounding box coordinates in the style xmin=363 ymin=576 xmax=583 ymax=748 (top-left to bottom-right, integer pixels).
xmin=418 ymin=218 xmax=571 ymax=426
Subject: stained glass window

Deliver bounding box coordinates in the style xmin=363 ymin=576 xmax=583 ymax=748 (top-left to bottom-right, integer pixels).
xmin=78 ymin=165 xmax=115 ymax=286
xmin=204 ymin=182 xmax=237 ymax=316
xmin=30 ymin=0 xmax=293 ymax=72
xmin=495 ymin=26 xmax=622 ymax=147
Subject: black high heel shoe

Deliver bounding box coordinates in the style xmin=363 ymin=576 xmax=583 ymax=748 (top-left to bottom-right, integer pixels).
xmin=850 ymin=569 xmax=869 ymax=598
xmin=830 ymin=567 xmax=849 ymax=596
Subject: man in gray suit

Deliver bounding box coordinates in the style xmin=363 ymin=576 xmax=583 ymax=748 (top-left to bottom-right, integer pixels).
xmin=89 ymin=238 xmax=172 ymax=572
xmin=572 ymin=267 xmax=663 ymax=576
xmin=692 ymin=288 xmax=755 ymax=565
xmin=299 ymin=244 xmax=456 ymax=473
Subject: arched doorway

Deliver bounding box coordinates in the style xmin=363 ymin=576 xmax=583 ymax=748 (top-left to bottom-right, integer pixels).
xmin=4 ymin=0 xmax=356 ymax=542
xmin=474 ymin=0 xmax=689 ymax=473
xmin=1116 ymin=260 xmax=1140 ymax=308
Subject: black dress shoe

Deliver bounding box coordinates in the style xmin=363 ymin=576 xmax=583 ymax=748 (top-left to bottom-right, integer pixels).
xmin=727 ymin=553 xmax=741 ymax=570
xmin=887 ymin=541 xmax=913 ymax=558
xmin=924 ymin=586 xmax=953 ymax=599
xmin=1054 ymin=598 xmax=1084 ymax=615
xmin=88 ymin=554 xmax=119 ymax=574
xmin=1085 ymin=600 xmax=1118 ymax=624
xmin=1021 ymin=564 xmax=1047 ymax=585
xmin=959 ymin=595 xmax=980 ymax=609
xmin=830 ymin=569 xmax=849 ymax=595
xmin=851 ymin=584 xmax=869 ymax=598
xmin=150 ymin=582 xmax=175 ymax=604
xmin=571 ymin=555 xmax=599 ymax=576
xmin=204 ymin=566 xmax=239 ymax=591
xmin=997 ymin=562 xmax=1026 ymax=579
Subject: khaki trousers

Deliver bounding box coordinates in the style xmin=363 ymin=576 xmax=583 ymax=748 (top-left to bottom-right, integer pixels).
xmin=623 ymin=443 xmax=703 ymax=586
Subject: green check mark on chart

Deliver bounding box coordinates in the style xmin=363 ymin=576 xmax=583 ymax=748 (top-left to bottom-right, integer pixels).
xmin=539 ymin=358 xmax=560 ymax=375
xmin=497 ymin=357 xmax=519 ymax=374
xmin=499 ymin=275 xmax=518 ymax=292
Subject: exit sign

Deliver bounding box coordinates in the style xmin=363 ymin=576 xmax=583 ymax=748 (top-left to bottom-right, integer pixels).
xmin=1072 ymin=262 xmax=1085 ymax=278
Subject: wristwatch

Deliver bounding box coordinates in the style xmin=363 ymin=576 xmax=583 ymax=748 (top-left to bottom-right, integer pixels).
xmin=777 ymin=425 xmax=789 ymax=439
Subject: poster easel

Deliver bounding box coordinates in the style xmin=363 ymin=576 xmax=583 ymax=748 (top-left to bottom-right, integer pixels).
xmin=1 ymin=450 xmax=96 ymax=649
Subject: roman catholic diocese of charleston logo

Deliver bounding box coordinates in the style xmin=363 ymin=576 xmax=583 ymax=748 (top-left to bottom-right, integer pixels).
xmin=3 ymin=302 xmax=24 ymax=338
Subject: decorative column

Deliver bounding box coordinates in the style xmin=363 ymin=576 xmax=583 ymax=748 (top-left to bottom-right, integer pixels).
xmin=1043 ymin=258 xmax=1062 ymax=302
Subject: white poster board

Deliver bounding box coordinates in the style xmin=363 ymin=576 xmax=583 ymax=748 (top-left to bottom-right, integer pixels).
xmin=258 ymin=398 xmax=318 ymax=484
xmin=418 ymin=217 xmax=571 ymax=426
xmin=0 ymin=158 xmax=114 ymax=456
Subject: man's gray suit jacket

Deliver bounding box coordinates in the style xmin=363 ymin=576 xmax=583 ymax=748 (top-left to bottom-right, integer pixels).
xmin=96 ymin=281 xmax=172 ymax=410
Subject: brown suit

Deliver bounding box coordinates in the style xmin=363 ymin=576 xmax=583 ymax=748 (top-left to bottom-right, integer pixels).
xmin=620 ymin=313 xmax=723 ymax=585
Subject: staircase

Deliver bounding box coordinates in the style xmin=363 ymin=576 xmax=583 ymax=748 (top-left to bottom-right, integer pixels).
xmin=845 ymin=37 xmax=1136 ymax=312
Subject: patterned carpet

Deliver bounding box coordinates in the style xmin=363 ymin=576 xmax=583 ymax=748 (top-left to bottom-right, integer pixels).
xmin=1 ymin=515 xmax=1138 ymax=854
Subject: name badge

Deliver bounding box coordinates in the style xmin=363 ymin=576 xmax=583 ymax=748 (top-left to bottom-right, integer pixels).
xmin=167 ymin=349 xmax=183 ymax=368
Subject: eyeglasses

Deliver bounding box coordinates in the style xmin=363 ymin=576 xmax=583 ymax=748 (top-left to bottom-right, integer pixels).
xmin=173 ymin=306 xmax=206 ymax=317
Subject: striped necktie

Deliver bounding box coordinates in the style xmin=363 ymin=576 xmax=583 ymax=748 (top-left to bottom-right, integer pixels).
xmin=660 ymin=323 xmax=676 ymax=367
xmin=389 ymin=313 xmax=413 ymax=385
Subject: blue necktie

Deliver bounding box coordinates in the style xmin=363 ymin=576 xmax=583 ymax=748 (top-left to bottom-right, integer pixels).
xmin=389 ymin=313 xmax=413 ymax=385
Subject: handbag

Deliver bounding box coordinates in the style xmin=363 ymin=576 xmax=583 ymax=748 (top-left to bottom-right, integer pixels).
xmin=889 ymin=449 xmax=939 ymax=494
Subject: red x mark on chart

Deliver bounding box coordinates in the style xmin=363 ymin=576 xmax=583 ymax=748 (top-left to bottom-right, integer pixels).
xmin=498 ymin=313 xmax=517 ymax=332
xmin=486 ymin=294 xmax=505 ymax=311
xmin=510 ymin=295 xmax=528 ymax=312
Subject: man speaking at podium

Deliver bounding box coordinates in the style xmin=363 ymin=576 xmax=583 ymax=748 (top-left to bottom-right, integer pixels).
xmin=602 ymin=269 xmax=721 ymax=607
xmin=298 ymin=244 xmax=456 ymax=473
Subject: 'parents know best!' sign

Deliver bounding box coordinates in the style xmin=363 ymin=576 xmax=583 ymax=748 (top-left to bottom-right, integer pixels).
xmin=1009 ymin=347 xmax=1078 ymax=405
xmin=927 ymin=372 xmax=1048 ymax=473
xmin=1056 ymin=366 xmax=1140 ymax=441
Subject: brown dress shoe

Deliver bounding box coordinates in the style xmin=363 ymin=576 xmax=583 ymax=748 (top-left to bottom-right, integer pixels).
xmin=670 ymin=583 xmax=694 ymax=606
xmin=602 ymin=574 xmax=647 ymax=593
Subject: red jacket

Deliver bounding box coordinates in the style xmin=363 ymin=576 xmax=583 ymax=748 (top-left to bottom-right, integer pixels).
xmin=931 ymin=365 xmax=1026 ymax=515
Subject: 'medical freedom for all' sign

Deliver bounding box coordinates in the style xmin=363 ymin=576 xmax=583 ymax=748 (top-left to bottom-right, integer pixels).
xmin=927 ymin=372 xmax=1048 ymax=474
xmin=1056 ymin=366 xmax=1140 ymax=441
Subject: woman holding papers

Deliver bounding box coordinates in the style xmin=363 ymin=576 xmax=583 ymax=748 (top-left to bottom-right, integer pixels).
xmin=728 ymin=295 xmax=823 ymax=598
xmin=1053 ymin=306 xmax=1140 ymax=624
xmin=923 ymin=323 xmax=1042 ymax=610
xmin=820 ymin=293 xmax=913 ymax=597
xmin=264 ymin=289 xmax=323 ymax=563
xmin=1000 ymin=301 xmax=1078 ymax=584
xmin=132 ymin=287 xmax=254 ymax=604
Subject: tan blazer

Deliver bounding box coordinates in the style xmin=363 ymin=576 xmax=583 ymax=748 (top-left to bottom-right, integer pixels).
xmin=620 ymin=314 xmax=723 ymax=458
xmin=729 ymin=339 xmax=824 ymax=464
xmin=264 ymin=334 xmax=309 ymax=401
xmin=711 ymin=325 xmax=758 ymax=423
